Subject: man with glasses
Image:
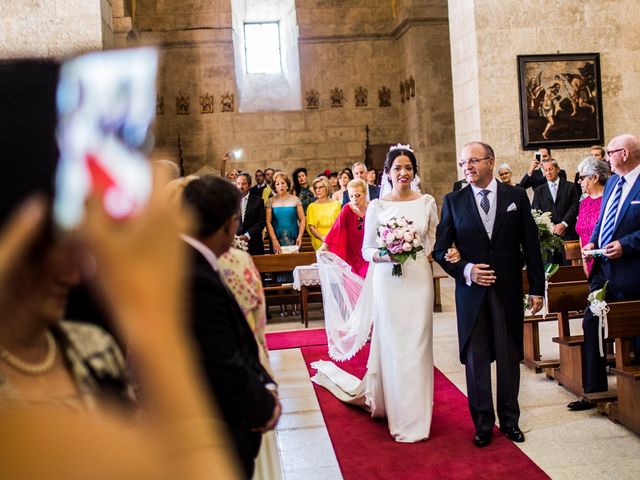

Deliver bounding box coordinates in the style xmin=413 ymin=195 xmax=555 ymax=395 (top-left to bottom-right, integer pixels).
xmin=434 ymin=141 xmax=544 ymax=448
xmin=573 ymin=134 xmax=640 ymax=410
xmin=518 ymin=147 xmax=567 ymax=190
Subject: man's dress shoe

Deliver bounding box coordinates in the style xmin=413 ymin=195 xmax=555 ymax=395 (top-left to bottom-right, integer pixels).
xmin=473 ymin=430 xmax=492 ymax=447
xmin=567 ymin=399 xmax=595 ymax=411
xmin=500 ymin=426 xmax=525 ymax=442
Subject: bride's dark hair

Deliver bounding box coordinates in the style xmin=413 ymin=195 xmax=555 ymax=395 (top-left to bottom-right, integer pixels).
xmin=384 ymin=147 xmax=418 ymax=186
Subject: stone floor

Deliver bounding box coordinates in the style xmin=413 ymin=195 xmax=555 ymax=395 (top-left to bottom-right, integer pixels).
xmin=265 ymin=277 xmax=640 ymax=480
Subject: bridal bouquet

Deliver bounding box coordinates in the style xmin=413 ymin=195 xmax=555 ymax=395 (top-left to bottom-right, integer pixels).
xmin=376 ymin=216 xmax=423 ymax=277
xmin=232 ymin=235 xmax=249 ymax=252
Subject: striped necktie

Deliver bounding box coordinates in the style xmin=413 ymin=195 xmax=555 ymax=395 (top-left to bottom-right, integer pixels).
xmin=479 ymin=189 xmax=490 ymax=215
xmin=600 ymin=176 xmax=625 ymax=247
xmin=241 ymin=195 xmax=248 ymax=224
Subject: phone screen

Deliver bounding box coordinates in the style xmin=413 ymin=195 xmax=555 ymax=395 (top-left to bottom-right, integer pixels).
xmin=53 ymin=48 xmax=158 ymax=229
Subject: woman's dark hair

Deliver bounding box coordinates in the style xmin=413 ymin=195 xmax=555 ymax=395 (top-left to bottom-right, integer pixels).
xmin=291 ymin=167 xmax=308 ymax=195
xmin=0 ymin=59 xmax=61 ymax=262
xmin=384 ymin=148 xmax=418 ymax=186
xmin=182 ymin=175 xmax=240 ymax=238
xmin=339 ymin=168 xmax=353 ymax=180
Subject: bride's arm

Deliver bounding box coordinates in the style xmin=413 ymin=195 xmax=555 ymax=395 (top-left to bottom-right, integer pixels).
xmin=361 ymin=201 xmax=391 ymax=263
xmin=425 ymin=195 xmax=438 ymax=255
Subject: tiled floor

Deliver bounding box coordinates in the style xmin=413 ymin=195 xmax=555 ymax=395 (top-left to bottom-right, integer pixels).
xmin=266 ymin=278 xmax=640 ymax=479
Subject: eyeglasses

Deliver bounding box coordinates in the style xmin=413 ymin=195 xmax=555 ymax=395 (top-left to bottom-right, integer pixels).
xmin=458 ymin=156 xmax=493 ymax=168
xmin=357 ymin=216 xmax=364 ymax=231
xmin=606 ymin=148 xmax=625 ymax=159
xmin=578 ymin=174 xmax=589 ymax=181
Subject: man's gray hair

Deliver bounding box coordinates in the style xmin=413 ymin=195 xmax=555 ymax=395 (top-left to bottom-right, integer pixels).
xmin=352 ymin=161 xmax=366 ymax=171
xmin=497 ymin=163 xmax=512 ymax=173
xmin=577 ymin=155 xmax=610 ymax=185
xmin=542 ymin=158 xmax=559 ymax=169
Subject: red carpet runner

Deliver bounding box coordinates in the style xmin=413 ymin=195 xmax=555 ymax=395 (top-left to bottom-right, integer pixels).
xmin=267 ymin=329 xmax=549 ymax=480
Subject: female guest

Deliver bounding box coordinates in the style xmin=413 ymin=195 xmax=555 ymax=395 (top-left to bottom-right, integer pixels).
xmin=331 ymin=168 xmax=353 ymax=202
xmin=328 ymin=171 xmax=339 ymax=194
xmin=306 ymin=176 xmax=341 ymax=251
xmin=266 ymin=171 xmax=305 ymax=254
xmin=497 ymin=163 xmax=514 ymax=185
xmin=575 ymin=155 xmax=610 ymax=276
xmin=292 ymin=167 xmax=316 ymax=213
xmin=366 ymin=167 xmax=378 ymax=186
xmin=226 ymin=168 xmax=239 ymax=182
xmin=322 ymin=178 xmax=370 ymax=278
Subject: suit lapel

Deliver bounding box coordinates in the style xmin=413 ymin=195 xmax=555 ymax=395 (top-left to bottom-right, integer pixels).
xmin=491 ymin=182 xmax=509 ymax=241
xmin=614 ymin=174 xmax=640 ymax=234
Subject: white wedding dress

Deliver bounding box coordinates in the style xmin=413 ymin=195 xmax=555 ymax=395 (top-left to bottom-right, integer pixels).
xmin=312 ymin=194 xmax=437 ymax=442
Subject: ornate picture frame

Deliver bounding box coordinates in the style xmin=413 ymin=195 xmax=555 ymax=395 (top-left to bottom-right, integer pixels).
xmin=517 ymin=53 xmax=604 ymax=149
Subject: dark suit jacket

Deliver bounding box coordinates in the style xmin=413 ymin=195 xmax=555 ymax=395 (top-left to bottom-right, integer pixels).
xmin=531 ymin=178 xmax=580 ymax=240
xmin=433 ymin=182 xmax=545 ymax=363
xmin=452 ymin=179 xmax=468 ymax=191
xmin=519 ymin=168 xmax=567 ymax=190
xmin=185 ymin=245 xmax=276 ymax=478
xmin=238 ymin=193 xmax=266 ymax=255
xmin=589 ymin=173 xmax=640 ymax=300
xmin=342 ymin=184 xmax=380 ymax=206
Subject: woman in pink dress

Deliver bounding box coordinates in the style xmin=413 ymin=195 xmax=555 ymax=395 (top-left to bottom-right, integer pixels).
xmin=575 ymin=155 xmax=610 ymax=276
xmin=322 ymin=178 xmax=369 ymax=278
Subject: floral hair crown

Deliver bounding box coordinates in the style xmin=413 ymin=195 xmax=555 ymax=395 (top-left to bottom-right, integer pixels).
xmin=389 ymin=143 xmax=414 ymax=153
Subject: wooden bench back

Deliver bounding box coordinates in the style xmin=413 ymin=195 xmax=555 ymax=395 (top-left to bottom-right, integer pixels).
xmin=564 ymin=240 xmax=583 ymax=266
xmin=253 ymin=252 xmax=317 ymax=273
xmin=546 ymin=280 xmax=589 ymax=337
xmin=604 ymin=301 xmax=640 ymax=339
xmin=522 ymin=265 xmax=586 ymax=291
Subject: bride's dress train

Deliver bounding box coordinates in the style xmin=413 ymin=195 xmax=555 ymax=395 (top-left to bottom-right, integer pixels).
xmin=312 ymin=195 xmax=437 ymax=442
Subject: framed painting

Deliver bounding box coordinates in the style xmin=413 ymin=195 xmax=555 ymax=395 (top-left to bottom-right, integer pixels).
xmin=517 ymin=53 xmax=604 ymax=149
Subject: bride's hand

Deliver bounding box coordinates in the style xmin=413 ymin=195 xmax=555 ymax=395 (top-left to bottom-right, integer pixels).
xmin=444 ymin=247 xmax=461 ymax=263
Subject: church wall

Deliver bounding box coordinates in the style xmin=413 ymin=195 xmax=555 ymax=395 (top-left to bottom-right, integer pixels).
xmin=449 ymin=0 xmax=640 ymax=182
xmin=0 ymin=0 xmax=103 ymax=58
xmin=138 ymin=0 xmax=455 ymax=196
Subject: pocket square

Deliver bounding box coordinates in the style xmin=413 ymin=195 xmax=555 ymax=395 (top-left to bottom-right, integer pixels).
xmin=631 ymin=200 xmax=640 ymax=205
xmin=507 ymin=203 xmax=517 ymax=212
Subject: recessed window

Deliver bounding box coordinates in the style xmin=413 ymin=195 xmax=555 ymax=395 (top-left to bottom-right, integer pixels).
xmin=244 ymin=22 xmax=281 ymax=74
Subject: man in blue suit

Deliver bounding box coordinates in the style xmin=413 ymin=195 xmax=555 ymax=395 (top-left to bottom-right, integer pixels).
xmin=571 ymin=133 xmax=640 ymax=410
xmin=434 ymin=141 xmax=544 ymax=448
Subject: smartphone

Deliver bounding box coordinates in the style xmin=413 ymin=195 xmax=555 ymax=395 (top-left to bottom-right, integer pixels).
xmin=534 ymin=152 xmax=542 ymax=162
xmin=53 ymin=47 xmax=158 ymax=229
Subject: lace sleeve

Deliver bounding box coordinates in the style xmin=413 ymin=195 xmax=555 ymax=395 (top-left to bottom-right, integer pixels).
xmin=424 ymin=195 xmax=438 ymax=255
xmin=361 ymin=200 xmax=380 ymax=262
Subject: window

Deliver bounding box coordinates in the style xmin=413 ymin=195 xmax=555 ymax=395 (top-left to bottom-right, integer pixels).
xmin=244 ymin=22 xmax=281 ymax=74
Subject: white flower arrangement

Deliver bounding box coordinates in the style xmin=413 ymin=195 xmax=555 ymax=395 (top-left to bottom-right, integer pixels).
xmin=232 ymin=235 xmax=249 ymax=252
xmin=588 ymin=281 xmax=609 ymax=357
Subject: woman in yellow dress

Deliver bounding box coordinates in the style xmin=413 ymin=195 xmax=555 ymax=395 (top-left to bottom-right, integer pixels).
xmin=306 ymin=176 xmax=341 ymax=251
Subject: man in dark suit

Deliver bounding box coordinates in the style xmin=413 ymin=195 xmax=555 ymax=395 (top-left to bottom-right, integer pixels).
xmin=182 ymin=176 xmax=280 ymax=478
xmin=532 ymin=158 xmax=579 ymax=264
xmin=571 ymin=133 xmax=640 ymax=410
xmin=236 ymin=173 xmax=266 ymax=255
xmin=342 ymin=161 xmax=379 ymax=205
xmin=434 ymin=141 xmax=544 ymax=448
xmin=519 ymin=147 xmax=567 ymax=190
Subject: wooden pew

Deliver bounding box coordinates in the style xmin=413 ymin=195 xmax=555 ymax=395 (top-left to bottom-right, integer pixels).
xmin=253 ymin=252 xmax=319 ymax=327
xmin=522 ymin=266 xmax=586 ymax=372
xmin=602 ymin=301 xmax=640 ymax=434
xmin=563 ymin=240 xmax=583 ymax=266
xmin=549 ymin=280 xmax=592 ymax=396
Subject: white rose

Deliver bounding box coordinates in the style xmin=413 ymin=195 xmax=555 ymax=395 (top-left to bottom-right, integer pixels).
xmin=397 ymin=218 xmax=407 ymax=228
xmin=412 ymin=238 xmax=420 ymax=247
xmin=385 ymin=232 xmax=396 ymax=243
xmin=394 ymin=229 xmax=404 ymax=239
xmin=403 ymin=231 xmax=413 ymax=242
xmin=376 ymin=238 xmax=385 ymax=248
xmin=402 ymin=242 xmax=412 ymax=252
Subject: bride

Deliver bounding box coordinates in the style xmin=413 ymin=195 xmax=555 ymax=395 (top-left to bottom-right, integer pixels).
xmin=312 ymin=144 xmax=458 ymax=442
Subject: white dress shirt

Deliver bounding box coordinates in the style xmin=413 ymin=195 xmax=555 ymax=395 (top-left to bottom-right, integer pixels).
xmin=547 ymin=180 xmax=558 ymax=202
